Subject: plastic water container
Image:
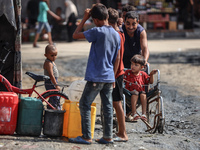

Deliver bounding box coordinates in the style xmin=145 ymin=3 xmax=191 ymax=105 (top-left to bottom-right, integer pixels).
xmin=66 ymin=80 xmax=101 ymax=102
xmin=0 ymin=92 xmax=19 ymax=135
xmin=66 ymin=102 xmax=96 ymax=139
xmin=43 ymin=109 xmax=66 ymax=137
xmin=62 ymin=100 xmax=71 ymax=137
xmin=66 ymin=80 xmax=86 ymax=101
xmin=90 ymin=103 xmax=96 ymax=138
xmin=16 ymin=97 xmax=43 ymax=136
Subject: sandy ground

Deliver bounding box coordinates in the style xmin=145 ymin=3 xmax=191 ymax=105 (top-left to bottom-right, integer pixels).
xmin=1 ymin=39 xmax=200 ymax=150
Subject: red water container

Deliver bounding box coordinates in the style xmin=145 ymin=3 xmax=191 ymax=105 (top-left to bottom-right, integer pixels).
xmin=0 ymin=92 xmax=19 ymax=135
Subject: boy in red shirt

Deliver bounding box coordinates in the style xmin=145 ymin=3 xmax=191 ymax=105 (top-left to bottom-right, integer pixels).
xmin=124 ymin=55 xmax=157 ymax=121
xmin=108 ymin=7 xmax=128 ymax=142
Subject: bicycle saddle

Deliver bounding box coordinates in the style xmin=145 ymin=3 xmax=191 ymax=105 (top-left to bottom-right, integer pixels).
xmin=25 ymin=71 xmax=50 ymax=82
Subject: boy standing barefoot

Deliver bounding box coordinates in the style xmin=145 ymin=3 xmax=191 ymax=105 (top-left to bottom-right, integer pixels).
xmin=108 ymin=7 xmax=128 ymax=142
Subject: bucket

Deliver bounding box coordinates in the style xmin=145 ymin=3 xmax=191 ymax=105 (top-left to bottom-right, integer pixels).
xmin=43 ymin=109 xmax=66 ymax=137
xmin=67 ymin=102 xmax=96 ymax=139
xmin=0 ymin=92 xmax=18 ymax=135
xmin=16 ymin=97 xmax=43 ymax=136
xmin=29 ymin=32 xmax=35 ymax=42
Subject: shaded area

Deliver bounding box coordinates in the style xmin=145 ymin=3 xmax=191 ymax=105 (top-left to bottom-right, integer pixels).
xmin=149 ymin=49 xmax=200 ymax=65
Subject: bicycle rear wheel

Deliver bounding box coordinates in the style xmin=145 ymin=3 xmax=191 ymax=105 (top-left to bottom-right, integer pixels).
xmin=40 ymin=91 xmax=69 ymax=109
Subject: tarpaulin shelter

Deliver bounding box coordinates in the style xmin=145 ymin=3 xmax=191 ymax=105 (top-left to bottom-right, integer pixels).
xmin=0 ymin=0 xmax=22 ymax=90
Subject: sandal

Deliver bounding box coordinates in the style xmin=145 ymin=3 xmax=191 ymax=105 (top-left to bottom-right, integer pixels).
xmin=33 ymin=44 xmax=40 ymax=48
xmin=95 ymin=137 xmax=113 ymax=144
xmin=125 ymin=115 xmax=134 ymax=122
xmin=140 ymin=114 xmax=147 ymax=121
xmin=69 ymin=136 xmax=92 ymax=144
xmin=125 ymin=114 xmax=140 ymax=122
xmin=132 ymin=114 xmax=140 ymax=122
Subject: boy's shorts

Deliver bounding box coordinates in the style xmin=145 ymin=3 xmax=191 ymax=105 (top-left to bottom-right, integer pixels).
xmin=130 ymin=90 xmax=146 ymax=96
xmin=37 ymin=22 xmax=51 ymax=33
xmin=112 ymin=75 xmax=123 ymax=102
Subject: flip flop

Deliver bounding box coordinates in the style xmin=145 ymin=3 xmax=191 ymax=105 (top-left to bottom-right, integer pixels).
xmin=113 ymin=136 xmax=128 ymax=142
xmin=95 ymin=137 xmax=113 ymax=144
xmin=132 ymin=115 xmax=140 ymax=122
xmin=125 ymin=115 xmax=134 ymax=122
xmin=140 ymin=114 xmax=147 ymax=121
xmin=33 ymin=44 xmax=40 ymax=48
xmin=125 ymin=115 xmax=138 ymax=122
xmin=68 ymin=136 xmax=92 ymax=144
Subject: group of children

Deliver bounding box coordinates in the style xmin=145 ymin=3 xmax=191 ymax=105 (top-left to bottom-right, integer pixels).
xmin=43 ymin=3 xmax=157 ymax=144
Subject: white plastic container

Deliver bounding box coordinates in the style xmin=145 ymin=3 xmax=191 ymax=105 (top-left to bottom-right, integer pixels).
xmin=66 ymin=80 xmax=86 ymax=101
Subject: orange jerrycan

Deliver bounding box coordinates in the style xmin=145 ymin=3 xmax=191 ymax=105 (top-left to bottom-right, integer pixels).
xmin=63 ymin=101 xmax=96 ymax=138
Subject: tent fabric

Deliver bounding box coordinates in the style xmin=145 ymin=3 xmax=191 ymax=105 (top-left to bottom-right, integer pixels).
xmin=0 ymin=0 xmax=17 ymax=30
xmin=0 ymin=0 xmax=22 ymax=89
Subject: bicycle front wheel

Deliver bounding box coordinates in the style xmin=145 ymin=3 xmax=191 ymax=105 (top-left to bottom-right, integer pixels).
xmin=40 ymin=91 xmax=69 ymax=109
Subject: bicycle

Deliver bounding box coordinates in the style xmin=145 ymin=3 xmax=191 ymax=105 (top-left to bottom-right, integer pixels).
xmin=0 ymin=43 xmax=69 ymax=110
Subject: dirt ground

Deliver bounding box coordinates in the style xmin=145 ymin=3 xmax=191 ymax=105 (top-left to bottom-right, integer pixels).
xmin=1 ymin=39 xmax=200 ymax=150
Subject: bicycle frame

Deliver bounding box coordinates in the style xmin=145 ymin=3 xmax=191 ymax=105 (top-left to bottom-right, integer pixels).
xmin=0 ymin=74 xmax=56 ymax=109
xmin=0 ymin=44 xmax=57 ymax=109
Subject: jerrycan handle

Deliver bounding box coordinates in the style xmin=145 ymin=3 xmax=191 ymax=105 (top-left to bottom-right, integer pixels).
xmin=91 ymin=103 xmax=96 ymax=107
xmin=65 ymin=99 xmax=71 ymax=103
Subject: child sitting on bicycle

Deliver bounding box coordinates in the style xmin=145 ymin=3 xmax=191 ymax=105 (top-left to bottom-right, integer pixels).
xmin=43 ymin=44 xmax=61 ymax=109
xmin=124 ymin=54 xmax=157 ymax=122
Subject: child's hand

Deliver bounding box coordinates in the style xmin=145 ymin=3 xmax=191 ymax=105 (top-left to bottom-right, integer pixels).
xmin=112 ymin=82 xmax=115 ymax=88
xmin=83 ymin=8 xmax=91 ymax=20
xmin=56 ymin=85 xmax=61 ymax=91
xmin=150 ymin=69 xmax=157 ymax=76
xmin=57 ymin=16 xmax=62 ymax=21
xmin=55 ymin=15 xmax=61 ymax=21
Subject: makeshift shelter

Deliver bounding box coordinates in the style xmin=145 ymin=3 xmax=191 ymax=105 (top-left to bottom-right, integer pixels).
xmin=0 ymin=0 xmax=22 ymax=90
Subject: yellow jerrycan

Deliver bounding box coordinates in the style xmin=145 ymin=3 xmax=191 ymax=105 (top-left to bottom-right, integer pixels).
xmin=62 ymin=100 xmax=71 ymax=137
xmin=63 ymin=101 xmax=96 ymax=138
